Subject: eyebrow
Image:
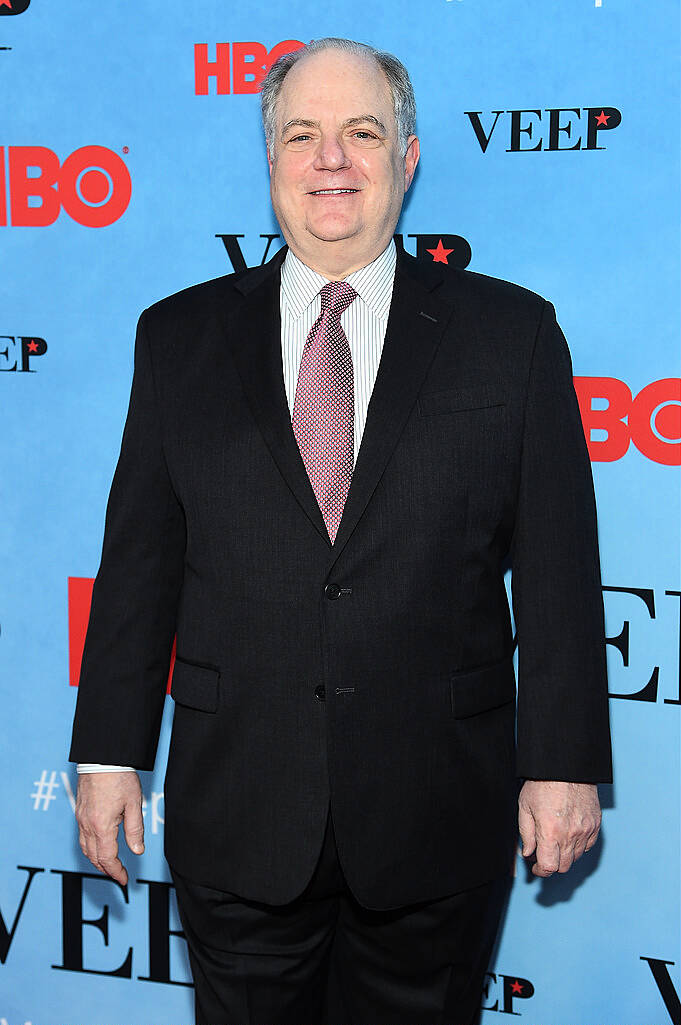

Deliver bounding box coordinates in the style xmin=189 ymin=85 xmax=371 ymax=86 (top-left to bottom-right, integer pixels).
xmin=280 ymin=114 xmax=388 ymax=139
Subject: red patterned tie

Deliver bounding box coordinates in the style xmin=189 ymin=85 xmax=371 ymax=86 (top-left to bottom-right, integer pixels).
xmin=292 ymin=280 xmax=357 ymax=543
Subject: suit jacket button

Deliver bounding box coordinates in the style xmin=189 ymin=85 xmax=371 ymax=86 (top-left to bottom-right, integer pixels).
xmin=314 ymin=685 xmax=326 ymax=701
xmin=324 ymin=583 xmax=341 ymax=600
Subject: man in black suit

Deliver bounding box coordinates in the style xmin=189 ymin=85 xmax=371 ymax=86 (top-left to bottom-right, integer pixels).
xmin=70 ymin=36 xmax=612 ymax=1025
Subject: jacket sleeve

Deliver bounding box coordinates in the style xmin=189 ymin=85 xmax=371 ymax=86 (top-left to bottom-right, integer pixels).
xmin=510 ymin=300 xmax=613 ymax=783
xmin=69 ymin=310 xmax=186 ymax=770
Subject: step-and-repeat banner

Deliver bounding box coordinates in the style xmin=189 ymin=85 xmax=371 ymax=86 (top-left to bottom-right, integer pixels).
xmin=2 ymin=2 xmax=679 ymax=1023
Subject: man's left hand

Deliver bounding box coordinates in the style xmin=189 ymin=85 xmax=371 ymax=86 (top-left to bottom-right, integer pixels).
xmin=518 ymin=780 xmax=602 ymax=877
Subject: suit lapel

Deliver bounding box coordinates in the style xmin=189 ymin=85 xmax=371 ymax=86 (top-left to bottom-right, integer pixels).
xmin=222 ymin=247 xmax=331 ymax=546
xmin=221 ymin=245 xmax=456 ymax=561
xmin=328 ymin=249 xmax=455 ymax=566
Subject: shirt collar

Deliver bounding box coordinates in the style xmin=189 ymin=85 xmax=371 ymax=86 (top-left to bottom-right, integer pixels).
xmin=281 ymin=240 xmax=396 ymax=321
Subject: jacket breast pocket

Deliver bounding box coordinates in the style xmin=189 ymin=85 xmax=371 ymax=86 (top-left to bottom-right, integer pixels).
xmin=170 ymin=656 xmax=220 ymax=713
xmin=450 ymin=656 xmax=516 ymax=718
xmin=417 ymin=386 xmax=506 ymax=418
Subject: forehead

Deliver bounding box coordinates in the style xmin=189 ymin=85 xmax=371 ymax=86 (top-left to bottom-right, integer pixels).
xmin=277 ymin=50 xmax=395 ymax=128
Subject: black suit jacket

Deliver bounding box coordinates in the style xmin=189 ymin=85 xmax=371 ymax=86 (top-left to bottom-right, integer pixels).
xmin=70 ymin=245 xmax=612 ymax=909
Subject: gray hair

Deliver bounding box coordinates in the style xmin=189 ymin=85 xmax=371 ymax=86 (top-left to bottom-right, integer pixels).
xmin=260 ymin=37 xmax=417 ymax=155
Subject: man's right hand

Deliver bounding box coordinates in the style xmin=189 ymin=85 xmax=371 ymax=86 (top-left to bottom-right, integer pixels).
xmin=75 ymin=771 xmax=145 ymax=886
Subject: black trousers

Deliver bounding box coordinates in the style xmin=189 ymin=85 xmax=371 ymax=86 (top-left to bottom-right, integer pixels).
xmin=170 ymin=804 xmax=510 ymax=1025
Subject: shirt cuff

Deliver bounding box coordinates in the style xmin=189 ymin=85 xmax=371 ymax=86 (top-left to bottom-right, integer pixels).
xmin=77 ymin=764 xmax=137 ymax=773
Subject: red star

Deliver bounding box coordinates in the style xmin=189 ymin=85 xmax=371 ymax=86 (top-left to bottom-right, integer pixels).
xmin=0 ymin=1 xmax=13 ymax=8
xmin=511 ymin=980 xmax=524 ymax=994
xmin=595 ymin=110 xmax=610 ymax=126
xmin=426 ymin=239 xmax=454 ymax=265
xmin=27 ymin=339 xmax=39 ymax=352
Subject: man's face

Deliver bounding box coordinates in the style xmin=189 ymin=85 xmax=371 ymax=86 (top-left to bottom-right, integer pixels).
xmin=268 ymin=49 xmax=419 ymax=273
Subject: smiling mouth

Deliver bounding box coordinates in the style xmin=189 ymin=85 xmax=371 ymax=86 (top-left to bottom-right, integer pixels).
xmin=308 ymin=188 xmax=360 ymax=195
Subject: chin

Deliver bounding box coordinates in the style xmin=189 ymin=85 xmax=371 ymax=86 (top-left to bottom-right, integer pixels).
xmin=307 ymin=218 xmax=362 ymax=244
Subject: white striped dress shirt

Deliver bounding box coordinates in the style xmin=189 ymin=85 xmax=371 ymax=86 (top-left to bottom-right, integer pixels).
xmin=280 ymin=239 xmax=396 ymax=464
xmin=78 ymin=239 xmax=397 ymax=774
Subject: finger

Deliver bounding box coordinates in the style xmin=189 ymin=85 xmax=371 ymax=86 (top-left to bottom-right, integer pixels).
xmin=81 ymin=843 xmax=121 ymax=881
xmin=79 ymin=830 xmax=98 ymax=869
xmin=584 ymin=826 xmax=601 ymax=852
xmin=93 ymin=830 xmax=128 ymax=886
xmin=533 ymin=838 xmax=560 ymax=877
xmin=78 ymin=825 xmax=101 ymax=867
xmin=95 ymin=850 xmax=128 ymax=886
xmin=557 ymin=842 xmax=576 ymax=874
xmin=123 ymin=799 xmax=145 ymax=855
xmin=573 ymin=836 xmax=588 ymax=861
xmin=518 ymin=804 xmax=536 ymax=858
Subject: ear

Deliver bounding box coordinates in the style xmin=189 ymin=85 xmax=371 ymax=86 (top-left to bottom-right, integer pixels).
xmin=267 ymin=143 xmax=274 ymax=175
xmin=403 ymin=135 xmax=420 ymax=192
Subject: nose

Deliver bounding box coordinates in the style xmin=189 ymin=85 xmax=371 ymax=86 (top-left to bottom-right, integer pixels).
xmin=313 ymin=132 xmax=351 ymax=172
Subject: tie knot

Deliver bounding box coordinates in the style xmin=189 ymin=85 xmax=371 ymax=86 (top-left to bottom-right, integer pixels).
xmin=319 ymin=280 xmax=357 ymax=317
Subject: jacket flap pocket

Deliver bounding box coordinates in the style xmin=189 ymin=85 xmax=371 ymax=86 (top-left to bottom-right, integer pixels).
xmin=418 ymin=386 xmax=505 ymax=417
xmin=170 ymin=657 xmax=219 ymax=713
xmin=450 ymin=657 xmax=516 ymax=718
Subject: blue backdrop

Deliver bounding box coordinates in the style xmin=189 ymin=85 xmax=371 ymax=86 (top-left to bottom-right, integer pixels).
xmin=2 ymin=2 xmax=679 ymax=1023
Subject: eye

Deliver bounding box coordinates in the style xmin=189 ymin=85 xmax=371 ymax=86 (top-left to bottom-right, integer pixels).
xmin=353 ymin=131 xmax=377 ymax=140
xmin=288 ymin=134 xmax=312 ymax=143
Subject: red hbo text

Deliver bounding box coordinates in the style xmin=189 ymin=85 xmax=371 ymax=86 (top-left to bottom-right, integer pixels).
xmin=0 ymin=145 xmax=132 ymax=227
xmin=574 ymin=377 xmax=681 ymax=465
xmin=194 ymin=40 xmax=306 ymax=95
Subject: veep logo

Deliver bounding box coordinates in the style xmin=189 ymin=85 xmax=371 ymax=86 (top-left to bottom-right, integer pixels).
xmin=215 ymin=232 xmax=472 ymax=272
xmin=481 ymin=971 xmax=535 ymax=1014
xmin=641 ymin=957 xmax=681 ymax=1025
xmin=0 ymin=335 xmax=47 ymax=372
xmin=194 ymin=40 xmax=305 ymax=95
xmin=0 ymin=146 xmax=131 ymax=227
xmin=605 ymin=586 xmax=681 ymax=705
xmin=0 ymin=0 xmax=31 ymax=14
xmin=0 ymin=864 xmax=191 ymax=987
xmin=574 ymin=377 xmax=681 ymax=465
xmin=466 ymin=107 xmax=622 ymax=152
